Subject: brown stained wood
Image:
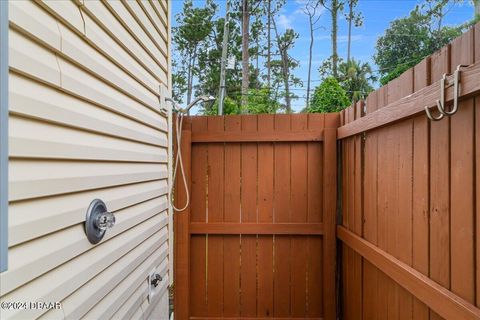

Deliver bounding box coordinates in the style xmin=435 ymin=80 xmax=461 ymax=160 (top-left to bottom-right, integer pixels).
xmin=338 ymin=226 xmax=480 ymax=320
xmin=206 ymin=117 xmax=225 ymax=317
xmin=412 ymin=57 xmax=431 ymax=320
xmin=192 ymin=130 xmax=324 ymax=142
xmin=384 ymin=84 xmax=399 ymax=287
xmin=274 ymin=114 xmax=292 ymax=317
xmin=307 ymin=114 xmax=324 ymax=317
xmin=429 ymin=47 xmax=451 ymax=320
xmin=174 ymin=128 xmax=192 ymax=320
xmin=257 ymin=115 xmax=275 ymax=318
xmin=323 ymin=128 xmax=337 ymax=320
xmin=189 ymin=223 xmax=324 ymax=235
xmin=189 ymin=117 xmax=208 ymax=318
xmin=189 ymin=317 xmax=323 ymax=319
xmin=449 ymin=29 xmax=475 ymax=304
xmin=391 ymin=72 xmax=415 ymax=320
xmin=476 ymin=94 xmax=480 ymax=309
xmin=290 ymin=115 xmax=309 ymax=317
xmin=190 ymin=235 xmax=208 ymax=317
xmin=337 ymin=59 xmax=480 ymax=139
xmin=362 ymin=90 xmax=378 ymax=320
xmin=352 ymin=102 xmax=363 ymax=320
xmin=240 ymin=115 xmax=258 ymax=317
xmin=179 ymin=113 xmax=333 ymax=319
xmin=190 ymin=117 xmax=208 ymax=223
xmin=375 ymin=85 xmax=389 ymax=320
xmin=476 ymin=24 xmax=480 ymax=309
xmin=223 ymin=116 xmax=241 ymax=317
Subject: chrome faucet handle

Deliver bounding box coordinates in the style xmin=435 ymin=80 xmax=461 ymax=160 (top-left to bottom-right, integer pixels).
xmin=94 ymin=211 xmax=116 ymax=231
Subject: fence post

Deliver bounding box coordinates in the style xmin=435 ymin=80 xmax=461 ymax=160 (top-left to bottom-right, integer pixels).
xmin=174 ymin=119 xmax=192 ymax=320
xmin=323 ymin=124 xmax=338 ymax=320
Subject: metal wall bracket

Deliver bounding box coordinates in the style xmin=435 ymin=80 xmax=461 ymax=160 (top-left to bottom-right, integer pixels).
xmin=85 ymin=199 xmax=115 ymax=244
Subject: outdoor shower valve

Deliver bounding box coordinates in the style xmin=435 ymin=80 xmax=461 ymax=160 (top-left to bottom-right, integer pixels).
xmin=85 ymin=199 xmax=116 ymax=244
xmin=94 ymin=211 xmax=115 ymax=231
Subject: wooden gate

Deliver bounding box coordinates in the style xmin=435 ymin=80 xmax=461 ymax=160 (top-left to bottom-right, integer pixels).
xmin=174 ymin=113 xmax=339 ymax=320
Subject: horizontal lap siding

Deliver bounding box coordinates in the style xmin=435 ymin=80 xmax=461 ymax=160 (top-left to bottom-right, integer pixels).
xmin=0 ymin=1 xmax=170 ymax=319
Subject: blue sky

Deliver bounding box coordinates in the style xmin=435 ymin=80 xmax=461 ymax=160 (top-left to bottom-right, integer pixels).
xmin=171 ymin=0 xmax=475 ymax=113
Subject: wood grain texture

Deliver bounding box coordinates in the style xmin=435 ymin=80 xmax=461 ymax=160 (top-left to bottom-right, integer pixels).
xmin=174 ymin=125 xmax=191 ymax=320
xmin=176 ymin=114 xmax=332 ymax=319
xmin=206 ymin=117 xmax=224 ymax=317
xmin=323 ymin=128 xmax=337 ymax=320
xmin=412 ymin=57 xmax=431 ymax=320
xmin=192 ymin=130 xmax=324 ymax=142
xmin=273 ymin=115 xmax=292 ymax=317
xmin=257 ymin=115 xmax=275 ymax=317
xmin=240 ymin=115 xmax=258 ymax=317
xmin=338 ymin=226 xmax=480 ymax=320
xmin=449 ymin=29 xmax=475 ymax=305
xmin=337 ymin=60 xmax=480 ymax=139
xmin=429 ymin=46 xmax=451 ymax=320
xmin=223 ymin=115 xmax=241 ymax=317
xmin=189 ymin=223 xmax=324 ymax=235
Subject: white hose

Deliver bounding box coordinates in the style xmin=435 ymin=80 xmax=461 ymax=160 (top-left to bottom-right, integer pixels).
xmin=170 ymin=112 xmax=190 ymax=212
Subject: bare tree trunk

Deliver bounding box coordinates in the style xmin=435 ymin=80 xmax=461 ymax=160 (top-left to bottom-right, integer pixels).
xmin=331 ymin=0 xmax=338 ymax=78
xmin=186 ymin=52 xmax=195 ymax=105
xmin=267 ymin=0 xmax=271 ymax=88
xmin=241 ymin=0 xmax=250 ymax=113
xmin=272 ymin=17 xmax=291 ymax=113
xmin=306 ymin=14 xmax=314 ymax=109
xmin=347 ymin=0 xmax=352 ymax=63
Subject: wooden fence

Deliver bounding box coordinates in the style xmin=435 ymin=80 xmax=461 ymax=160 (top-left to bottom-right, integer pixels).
xmin=174 ymin=114 xmax=339 ymax=319
xmin=338 ymin=23 xmax=480 ymax=319
xmin=174 ymin=23 xmax=480 ymax=320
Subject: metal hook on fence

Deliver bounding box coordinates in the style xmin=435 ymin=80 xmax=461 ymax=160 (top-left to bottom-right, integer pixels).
xmin=425 ymin=73 xmax=447 ymax=121
xmin=425 ymin=64 xmax=468 ymax=121
xmin=425 ymin=101 xmax=445 ymax=121
xmin=441 ymin=64 xmax=468 ymax=116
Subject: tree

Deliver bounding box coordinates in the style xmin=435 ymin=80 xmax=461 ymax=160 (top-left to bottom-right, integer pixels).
xmin=172 ymin=0 xmax=217 ymax=104
xmin=195 ymin=15 xmax=243 ymax=105
xmin=337 ymin=58 xmax=375 ymax=101
xmin=303 ymin=0 xmax=323 ymax=110
xmin=241 ymin=0 xmax=250 ymax=112
xmin=374 ymin=0 xmax=473 ymax=84
xmin=272 ymin=23 xmax=300 ymax=113
xmin=172 ymin=61 xmax=187 ymax=104
xmin=308 ymin=77 xmax=350 ymax=113
xmin=345 ymin=0 xmax=363 ymax=62
xmin=320 ymin=0 xmax=344 ymax=78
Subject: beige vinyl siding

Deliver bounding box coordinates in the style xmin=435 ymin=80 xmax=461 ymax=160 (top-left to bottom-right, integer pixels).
xmin=0 ymin=1 xmax=171 ymax=319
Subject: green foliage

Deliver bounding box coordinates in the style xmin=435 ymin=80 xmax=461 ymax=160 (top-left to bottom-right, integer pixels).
xmin=374 ymin=0 xmax=472 ymax=84
xmin=172 ymin=0 xmax=218 ymax=103
xmin=344 ymin=0 xmax=363 ymax=28
xmin=379 ymin=58 xmax=421 ymax=85
xmin=337 ymin=58 xmax=376 ymax=101
xmin=245 ymin=88 xmax=281 ymax=114
xmin=203 ymin=96 xmax=240 ymax=115
xmin=319 ymin=57 xmax=375 ymax=101
xmin=201 ymin=88 xmax=280 ymax=115
xmin=307 ymin=77 xmax=350 ymax=113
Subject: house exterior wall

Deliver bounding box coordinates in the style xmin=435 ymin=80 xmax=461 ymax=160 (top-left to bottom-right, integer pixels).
xmin=0 ymin=1 xmax=172 ymax=319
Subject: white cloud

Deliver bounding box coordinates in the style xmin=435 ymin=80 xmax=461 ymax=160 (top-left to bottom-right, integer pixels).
xmin=277 ymin=14 xmax=292 ymax=30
